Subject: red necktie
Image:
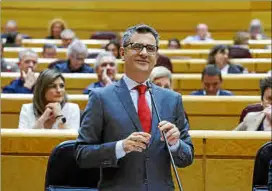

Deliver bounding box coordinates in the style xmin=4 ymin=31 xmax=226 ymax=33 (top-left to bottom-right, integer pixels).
xmin=135 ymin=85 xmax=151 ymax=133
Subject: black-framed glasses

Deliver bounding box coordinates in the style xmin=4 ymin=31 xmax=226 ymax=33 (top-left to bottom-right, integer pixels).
xmin=125 ymin=42 xmax=158 ymax=55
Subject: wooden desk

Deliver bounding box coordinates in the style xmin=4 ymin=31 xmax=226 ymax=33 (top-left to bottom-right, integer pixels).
xmin=3 ymin=47 xmax=271 ymax=59
xmin=1 ymin=94 xmax=260 ymax=130
xmin=1 ymin=73 xmax=269 ymax=95
xmin=1 ymin=129 xmax=270 ymax=191
xmin=4 ymin=58 xmax=272 ymax=73
xmin=2 ymin=38 xmax=271 ymax=49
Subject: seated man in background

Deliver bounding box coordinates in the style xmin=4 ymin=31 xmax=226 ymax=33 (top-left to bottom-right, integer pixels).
xmin=2 ymin=49 xmax=38 ymax=93
xmin=1 ymin=43 xmax=19 ymax=72
xmin=234 ymin=77 xmax=272 ymax=131
xmin=149 ymin=66 xmax=172 ymax=89
xmin=191 ymin=65 xmax=234 ymax=96
xmin=51 ymin=40 xmax=94 ymax=73
xmin=59 ymin=29 xmax=76 ymax=48
xmin=83 ymin=51 xmax=117 ymax=94
xmin=1 ymin=20 xmax=30 ymax=39
xmin=183 ymin=23 xmax=213 ymax=42
xmin=42 ymin=43 xmax=57 ymax=58
xmin=229 ymin=31 xmax=252 ymax=59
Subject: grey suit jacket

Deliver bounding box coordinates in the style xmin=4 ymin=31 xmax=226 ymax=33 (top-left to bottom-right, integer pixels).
xmin=234 ymin=111 xmax=266 ymax=131
xmin=76 ymin=78 xmax=194 ymax=191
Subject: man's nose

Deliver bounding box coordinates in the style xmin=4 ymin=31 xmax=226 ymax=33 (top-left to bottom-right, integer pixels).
xmin=139 ymin=47 xmax=148 ymax=56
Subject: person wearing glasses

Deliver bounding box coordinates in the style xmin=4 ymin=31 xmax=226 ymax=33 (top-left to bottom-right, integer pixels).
xmin=51 ymin=40 xmax=94 ymax=73
xmin=83 ymin=51 xmax=118 ymax=94
xmin=76 ymin=24 xmax=193 ymax=191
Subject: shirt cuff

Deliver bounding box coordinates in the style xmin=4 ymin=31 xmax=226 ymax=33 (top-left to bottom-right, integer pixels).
xmin=115 ymin=140 xmax=126 ymax=160
xmin=169 ymin=140 xmax=180 ymax=152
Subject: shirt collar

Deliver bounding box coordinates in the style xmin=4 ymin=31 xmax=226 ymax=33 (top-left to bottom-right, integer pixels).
xmin=203 ymin=90 xmax=220 ymax=96
xmin=123 ymin=74 xmax=149 ymax=90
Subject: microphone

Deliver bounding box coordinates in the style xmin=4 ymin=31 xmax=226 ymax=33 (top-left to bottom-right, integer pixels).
xmin=147 ymin=82 xmax=183 ymax=191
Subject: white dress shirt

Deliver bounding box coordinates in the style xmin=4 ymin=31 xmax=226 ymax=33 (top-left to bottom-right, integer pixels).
xmin=221 ymin=64 xmax=230 ymax=74
xmin=18 ymin=103 xmax=80 ymax=129
xmin=115 ymin=75 xmax=180 ymax=159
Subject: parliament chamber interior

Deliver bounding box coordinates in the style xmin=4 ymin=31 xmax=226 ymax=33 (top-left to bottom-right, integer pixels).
xmin=1 ymin=1 xmax=272 ymax=191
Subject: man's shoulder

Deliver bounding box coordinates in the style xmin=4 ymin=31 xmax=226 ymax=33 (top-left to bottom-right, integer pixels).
xmin=219 ymin=90 xmax=234 ymax=96
xmin=82 ymin=64 xmax=94 ymax=73
xmin=190 ymin=90 xmax=203 ymax=95
xmin=153 ymin=85 xmax=180 ymax=98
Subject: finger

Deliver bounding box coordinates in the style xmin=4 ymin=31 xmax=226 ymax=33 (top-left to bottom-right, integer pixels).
xmin=132 ymin=142 xmax=146 ymax=150
xmin=27 ymin=67 xmax=32 ymax=74
xmin=134 ymin=132 xmax=151 ymax=139
xmin=158 ymin=122 xmax=174 ymax=132
xmin=130 ymin=135 xmax=150 ymax=144
xmin=167 ymin=131 xmax=180 ymax=141
xmin=22 ymin=71 xmax=27 ymax=78
xmin=158 ymin=120 xmax=168 ymax=127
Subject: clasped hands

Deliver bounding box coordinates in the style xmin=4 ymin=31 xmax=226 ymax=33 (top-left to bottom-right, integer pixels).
xmin=123 ymin=121 xmax=180 ymax=154
xmin=39 ymin=102 xmax=63 ymax=123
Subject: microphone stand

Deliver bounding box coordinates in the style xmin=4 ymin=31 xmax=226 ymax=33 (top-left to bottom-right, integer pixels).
xmin=147 ymin=83 xmax=183 ymax=191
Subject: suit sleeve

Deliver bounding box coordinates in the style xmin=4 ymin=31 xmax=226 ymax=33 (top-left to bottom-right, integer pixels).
xmin=171 ymin=94 xmax=194 ymax=168
xmin=76 ymin=90 xmax=119 ymax=168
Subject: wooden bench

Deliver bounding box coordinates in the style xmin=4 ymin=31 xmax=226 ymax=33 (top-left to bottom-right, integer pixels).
xmin=2 ymin=1 xmax=271 ymax=39
xmin=3 ymin=47 xmax=271 ymax=59
xmin=1 ymin=73 xmax=269 ymax=95
xmin=4 ymin=58 xmax=272 ymax=73
xmin=2 ymin=38 xmax=271 ymax=49
xmin=1 ymin=129 xmax=270 ymax=191
xmin=1 ymin=94 xmax=260 ymax=130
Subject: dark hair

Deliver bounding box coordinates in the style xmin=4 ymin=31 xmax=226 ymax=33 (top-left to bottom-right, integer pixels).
xmin=4 ymin=32 xmax=19 ymax=46
xmin=260 ymin=77 xmax=272 ymax=101
xmin=122 ymin=24 xmax=160 ymax=47
xmin=33 ymin=69 xmax=67 ymax=117
xmin=43 ymin=43 xmax=57 ymax=51
xmin=207 ymin=44 xmax=230 ymax=65
xmin=168 ymin=38 xmax=181 ymax=48
xmin=201 ymin=65 xmax=222 ymax=81
xmin=105 ymin=40 xmax=121 ymax=58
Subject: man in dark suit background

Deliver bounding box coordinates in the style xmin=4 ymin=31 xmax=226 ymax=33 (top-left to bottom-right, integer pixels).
xmin=191 ymin=65 xmax=234 ymax=96
xmin=76 ymin=24 xmax=194 ymax=191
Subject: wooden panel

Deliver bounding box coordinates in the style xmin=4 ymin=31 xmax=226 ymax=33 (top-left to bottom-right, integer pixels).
xmin=3 ymin=48 xmax=271 ymax=59
xmin=189 ymin=116 xmax=239 ymax=131
xmin=1 ymin=114 xmax=19 ymax=129
xmin=206 ymin=159 xmax=254 ymax=191
xmin=1 ymin=73 xmax=268 ymax=95
xmin=174 ymin=159 xmax=204 ymax=191
xmin=1 ymin=1 xmax=271 ymax=40
xmin=4 ymin=58 xmax=270 ymax=74
xmin=1 ymin=156 xmax=48 ymax=191
xmin=206 ymin=139 xmax=269 ymax=157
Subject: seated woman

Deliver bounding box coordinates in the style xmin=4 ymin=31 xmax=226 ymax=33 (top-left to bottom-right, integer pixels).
xmin=229 ymin=31 xmax=252 ymax=59
xmin=207 ymin=45 xmax=245 ymax=74
xmin=234 ymin=77 xmax=272 ymax=131
xmin=18 ymin=69 xmax=80 ymax=129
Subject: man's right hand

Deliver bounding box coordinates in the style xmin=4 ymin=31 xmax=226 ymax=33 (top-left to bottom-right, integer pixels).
xmin=123 ymin=132 xmax=151 ymax=154
xmin=23 ymin=68 xmax=37 ymax=89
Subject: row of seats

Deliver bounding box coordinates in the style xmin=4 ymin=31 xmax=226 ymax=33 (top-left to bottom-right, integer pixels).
xmin=1 ymin=129 xmax=270 ymax=191
xmin=2 ymin=1 xmax=271 ymax=39
xmin=1 ymin=94 xmax=260 ymax=130
xmin=3 ymin=38 xmax=272 ymax=49
xmin=4 ymin=58 xmax=272 ymax=73
xmin=3 ymin=47 xmax=272 ymax=59
xmin=1 ymin=73 xmax=268 ymax=95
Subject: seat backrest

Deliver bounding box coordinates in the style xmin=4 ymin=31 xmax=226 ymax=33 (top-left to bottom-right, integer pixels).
xmin=239 ymin=103 xmax=263 ymax=123
xmin=90 ymin=32 xmax=117 ymax=40
xmin=252 ymin=142 xmax=272 ymax=189
xmin=45 ymin=140 xmax=100 ymax=190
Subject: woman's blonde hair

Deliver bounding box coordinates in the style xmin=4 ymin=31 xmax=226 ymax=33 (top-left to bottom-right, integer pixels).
xmin=33 ymin=69 xmax=67 ymax=117
xmin=48 ymin=18 xmax=67 ymax=37
xmin=233 ymin=32 xmax=250 ymax=45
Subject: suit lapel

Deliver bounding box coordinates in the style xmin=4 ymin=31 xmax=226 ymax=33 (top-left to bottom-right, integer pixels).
xmin=248 ymin=112 xmax=266 ymax=131
xmin=149 ymin=85 xmax=162 ymax=145
xmin=114 ymin=78 xmax=143 ymax=132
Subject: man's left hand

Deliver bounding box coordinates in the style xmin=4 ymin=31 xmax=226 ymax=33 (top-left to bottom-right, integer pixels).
xmin=158 ymin=121 xmax=180 ymax=146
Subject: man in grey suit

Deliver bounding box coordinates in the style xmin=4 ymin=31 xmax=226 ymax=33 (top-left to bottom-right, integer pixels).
xmin=76 ymin=24 xmax=194 ymax=191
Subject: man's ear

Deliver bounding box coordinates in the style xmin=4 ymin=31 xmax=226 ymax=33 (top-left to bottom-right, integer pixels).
xmin=120 ymin=47 xmax=125 ymax=61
